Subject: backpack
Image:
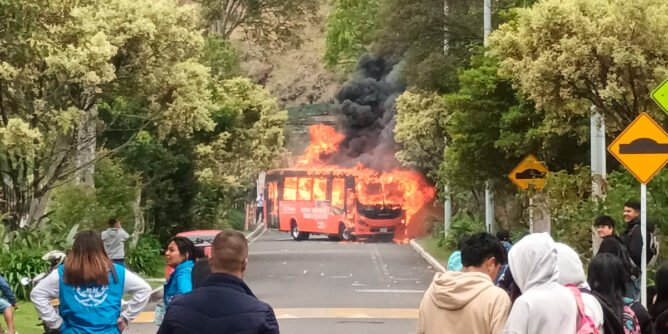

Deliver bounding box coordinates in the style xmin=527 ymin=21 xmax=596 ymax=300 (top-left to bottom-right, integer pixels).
xmin=623 ymin=305 xmax=641 ymax=334
xmin=630 ymin=223 xmax=659 ymax=266
xmin=567 ymin=286 xmax=600 ymax=334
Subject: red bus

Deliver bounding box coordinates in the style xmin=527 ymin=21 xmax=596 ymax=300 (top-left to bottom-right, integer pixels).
xmin=263 ymin=169 xmax=405 ymax=241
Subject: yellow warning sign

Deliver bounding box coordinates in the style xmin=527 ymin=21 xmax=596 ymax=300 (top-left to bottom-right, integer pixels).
xmin=608 ymin=112 xmax=668 ymax=184
xmin=509 ymin=155 xmax=549 ymax=191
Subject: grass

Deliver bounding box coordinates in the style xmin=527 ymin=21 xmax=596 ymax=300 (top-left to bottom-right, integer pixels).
xmin=14 ymin=301 xmax=43 ymax=334
xmin=416 ymin=233 xmax=454 ymax=265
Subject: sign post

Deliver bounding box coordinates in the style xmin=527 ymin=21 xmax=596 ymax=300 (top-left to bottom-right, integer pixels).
xmin=608 ymin=112 xmax=668 ymax=308
xmin=509 ymin=155 xmax=548 ymax=233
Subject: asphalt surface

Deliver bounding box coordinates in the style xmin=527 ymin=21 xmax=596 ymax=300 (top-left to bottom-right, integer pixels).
xmin=128 ymin=229 xmax=437 ymax=334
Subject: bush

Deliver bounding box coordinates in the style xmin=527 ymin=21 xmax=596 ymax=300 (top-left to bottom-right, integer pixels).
xmin=0 ymin=248 xmax=48 ymax=300
xmin=439 ymin=212 xmax=485 ymax=250
xmin=127 ymin=235 xmax=164 ymax=277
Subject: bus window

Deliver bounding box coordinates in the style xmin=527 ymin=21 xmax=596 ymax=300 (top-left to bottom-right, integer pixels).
xmin=332 ymin=178 xmax=344 ymax=207
xmin=284 ymin=177 xmax=297 ymax=201
xmin=298 ymin=178 xmax=313 ymax=201
xmin=313 ymin=177 xmax=327 ymax=201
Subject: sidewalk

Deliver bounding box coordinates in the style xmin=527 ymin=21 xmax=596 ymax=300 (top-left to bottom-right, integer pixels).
xmin=409 ymin=234 xmax=453 ymax=273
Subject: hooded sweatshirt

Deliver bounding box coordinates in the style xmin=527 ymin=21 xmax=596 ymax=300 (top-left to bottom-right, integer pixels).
xmin=417 ymin=271 xmax=511 ymax=334
xmin=503 ymin=233 xmax=578 ymax=334
xmin=101 ymin=227 xmax=129 ymax=260
xmin=556 ymin=243 xmax=605 ymax=333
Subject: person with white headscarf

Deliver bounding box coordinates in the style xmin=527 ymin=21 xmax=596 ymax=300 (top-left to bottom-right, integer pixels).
xmin=556 ymin=242 xmax=605 ymax=332
xmin=503 ymin=233 xmax=578 ymax=334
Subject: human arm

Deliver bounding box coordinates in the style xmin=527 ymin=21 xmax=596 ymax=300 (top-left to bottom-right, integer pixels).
xmin=119 ymin=228 xmax=130 ymax=241
xmin=503 ymin=299 xmax=529 ymax=334
xmin=260 ymin=306 xmax=280 ymax=334
xmin=491 ymin=291 xmax=512 ymax=334
xmin=629 ymin=226 xmax=644 ymax=266
xmin=0 ymin=274 xmax=17 ymax=305
xmin=121 ymin=269 xmax=152 ymax=322
xmin=29 ymin=270 xmax=62 ymax=329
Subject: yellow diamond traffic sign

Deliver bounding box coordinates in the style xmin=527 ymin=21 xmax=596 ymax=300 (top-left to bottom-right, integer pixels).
xmin=509 ymin=155 xmax=548 ymax=190
xmin=652 ymin=79 xmax=668 ymax=115
xmin=608 ymin=113 xmax=668 ymax=184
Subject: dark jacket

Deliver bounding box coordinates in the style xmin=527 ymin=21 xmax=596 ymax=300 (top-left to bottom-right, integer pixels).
xmin=157 ymin=273 xmax=279 ymax=334
xmin=621 ymin=218 xmax=653 ymax=267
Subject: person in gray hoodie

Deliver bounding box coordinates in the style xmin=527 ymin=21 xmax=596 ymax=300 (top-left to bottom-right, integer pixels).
xmin=101 ymin=218 xmax=130 ymax=265
xmin=504 ymin=233 xmax=578 ymax=334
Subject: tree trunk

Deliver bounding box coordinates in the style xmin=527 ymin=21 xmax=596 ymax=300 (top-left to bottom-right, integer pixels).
xmin=130 ymin=184 xmax=144 ymax=248
xmin=75 ymin=103 xmax=97 ymax=187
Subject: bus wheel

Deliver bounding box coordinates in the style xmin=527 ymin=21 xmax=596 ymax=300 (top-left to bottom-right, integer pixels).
xmin=339 ymin=223 xmax=355 ymax=241
xmin=291 ymin=222 xmax=310 ymax=241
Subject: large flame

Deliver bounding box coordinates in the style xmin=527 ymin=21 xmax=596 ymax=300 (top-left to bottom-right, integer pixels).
xmin=294 ymin=125 xmax=435 ymax=242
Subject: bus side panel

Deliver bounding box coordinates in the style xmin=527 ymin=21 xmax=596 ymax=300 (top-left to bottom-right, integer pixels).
xmin=278 ymin=201 xmax=296 ymax=232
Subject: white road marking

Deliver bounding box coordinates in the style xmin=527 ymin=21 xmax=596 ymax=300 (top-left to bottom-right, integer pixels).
xmin=355 ymin=289 xmax=425 ymax=294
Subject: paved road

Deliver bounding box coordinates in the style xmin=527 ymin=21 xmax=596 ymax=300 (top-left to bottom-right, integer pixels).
xmin=128 ymin=229 xmax=437 ymax=334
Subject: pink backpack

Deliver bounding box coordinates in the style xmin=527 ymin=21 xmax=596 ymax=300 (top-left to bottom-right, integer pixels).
xmin=622 ymin=305 xmax=641 ymax=334
xmin=567 ymin=287 xmax=600 ymax=334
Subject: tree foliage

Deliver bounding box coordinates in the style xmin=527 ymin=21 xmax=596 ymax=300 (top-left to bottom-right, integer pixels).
xmin=324 ymin=0 xmax=379 ymax=69
xmin=490 ymin=0 xmax=668 ymax=131
xmin=0 ymin=0 xmax=215 ymax=228
xmin=199 ymin=0 xmax=319 ymax=48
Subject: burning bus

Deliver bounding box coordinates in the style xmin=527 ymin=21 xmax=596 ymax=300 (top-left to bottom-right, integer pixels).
xmin=263 ymin=168 xmax=405 ymax=241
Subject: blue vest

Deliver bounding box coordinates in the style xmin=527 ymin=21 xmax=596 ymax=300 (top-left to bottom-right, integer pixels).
xmin=58 ymin=263 xmax=125 ymax=334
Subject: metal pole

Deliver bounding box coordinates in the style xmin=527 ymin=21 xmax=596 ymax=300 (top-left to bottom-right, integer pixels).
xmin=641 ymin=183 xmax=648 ymax=308
xmin=485 ymin=181 xmax=494 ymax=233
xmin=444 ymin=185 xmax=452 ymax=237
xmin=444 ymin=0 xmax=449 ymax=54
xmin=483 ymin=0 xmax=491 ymax=46
xmin=529 ymin=195 xmax=534 ymax=233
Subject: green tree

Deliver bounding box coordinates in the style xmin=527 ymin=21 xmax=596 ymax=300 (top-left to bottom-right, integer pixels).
xmin=0 ymin=0 xmax=214 ymax=229
xmin=324 ymin=0 xmax=380 ymax=69
xmin=195 ymin=77 xmax=287 ymax=223
xmin=490 ymin=0 xmax=668 ymax=131
xmin=198 ymin=0 xmax=319 ymax=48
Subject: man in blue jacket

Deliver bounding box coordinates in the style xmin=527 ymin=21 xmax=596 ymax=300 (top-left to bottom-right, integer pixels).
xmin=158 ymin=230 xmax=279 ymax=334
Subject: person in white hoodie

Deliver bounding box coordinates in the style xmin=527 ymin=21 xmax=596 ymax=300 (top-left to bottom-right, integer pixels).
xmin=503 ymin=233 xmax=578 ymax=334
xmin=418 ymin=233 xmax=511 ymax=334
xmin=556 ymin=242 xmax=605 ymax=332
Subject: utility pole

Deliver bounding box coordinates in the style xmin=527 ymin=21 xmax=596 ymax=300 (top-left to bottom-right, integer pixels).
xmin=591 ymin=106 xmax=606 ymax=254
xmin=443 ymin=0 xmax=452 ymax=238
xmin=483 ymin=0 xmax=494 ymax=233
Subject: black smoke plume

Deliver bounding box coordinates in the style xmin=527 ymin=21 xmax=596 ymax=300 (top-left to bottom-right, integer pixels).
xmin=329 ymin=54 xmax=406 ymax=171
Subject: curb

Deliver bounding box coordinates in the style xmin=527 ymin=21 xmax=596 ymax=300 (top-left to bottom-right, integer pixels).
xmin=247 ymin=223 xmax=267 ymax=244
xmin=410 ymin=239 xmax=446 ymax=273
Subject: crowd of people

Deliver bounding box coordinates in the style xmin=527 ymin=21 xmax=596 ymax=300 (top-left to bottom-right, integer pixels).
xmin=420 ymin=200 xmax=665 ymax=334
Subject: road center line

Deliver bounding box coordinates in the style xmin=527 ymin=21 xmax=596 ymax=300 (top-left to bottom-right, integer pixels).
xmin=354 ymin=289 xmax=425 ymax=294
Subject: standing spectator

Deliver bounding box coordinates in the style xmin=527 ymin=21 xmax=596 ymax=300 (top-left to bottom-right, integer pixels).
xmin=158 ymin=230 xmax=279 ymax=334
xmin=101 ymin=218 xmax=130 ymax=266
xmin=0 ymin=274 xmax=17 ymax=334
xmin=588 ymin=253 xmax=650 ymax=334
xmin=30 ymin=230 xmax=151 ymax=333
xmin=256 ymin=192 xmax=264 ymax=225
xmin=555 ymin=243 xmax=604 ymax=332
xmin=594 ymin=215 xmax=617 ymax=239
xmin=191 ymin=247 xmax=212 ymax=290
xmin=163 ymin=237 xmax=196 ymax=308
xmin=496 ymin=229 xmax=513 ymax=254
xmin=598 ymin=236 xmax=641 ymax=301
xmin=503 ymin=233 xmax=578 ymax=334
xmin=620 ymin=200 xmax=656 ymax=267
xmin=651 ymin=261 xmax=668 ymax=334
xmin=417 ymin=233 xmax=510 ymax=334
xmin=447 ymin=234 xmax=469 ymax=272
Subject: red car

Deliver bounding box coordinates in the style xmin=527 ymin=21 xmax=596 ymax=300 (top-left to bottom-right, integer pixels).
xmin=164 ymin=230 xmax=221 ymax=279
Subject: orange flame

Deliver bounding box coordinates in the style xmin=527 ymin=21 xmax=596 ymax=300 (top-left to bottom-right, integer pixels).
xmin=295 ymin=125 xmax=436 ymax=242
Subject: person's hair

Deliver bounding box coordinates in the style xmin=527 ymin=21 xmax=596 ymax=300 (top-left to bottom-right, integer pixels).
xmin=211 ymin=230 xmax=248 ymax=273
xmin=624 ymin=200 xmax=641 ymax=212
xmin=168 ymin=236 xmax=196 ymax=262
xmin=108 ymin=217 xmax=119 ymax=227
xmin=496 ymin=229 xmax=510 ymax=242
xmin=597 ymin=236 xmax=641 ymax=278
xmin=651 ymin=261 xmax=668 ymax=318
xmin=457 ymin=234 xmax=470 ymax=250
xmin=594 ymin=215 xmax=616 ymax=229
xmin=588 ymin=253 xmax=627 ymax=320
xmin=461 ymin=232 xmax=507 ymax=267
xmin=64 ymin=230 xmax=113 ymax=286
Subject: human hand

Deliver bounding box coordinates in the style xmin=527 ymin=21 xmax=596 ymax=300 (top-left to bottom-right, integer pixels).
xmin=117 ymin=316 xmax=128 ymax=332
xmin=12 ymin=304 xmax=18 ymax=310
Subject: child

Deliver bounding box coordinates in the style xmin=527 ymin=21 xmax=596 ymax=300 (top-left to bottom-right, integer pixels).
xmin=0 ymin=273 xmax=17 ymax=334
